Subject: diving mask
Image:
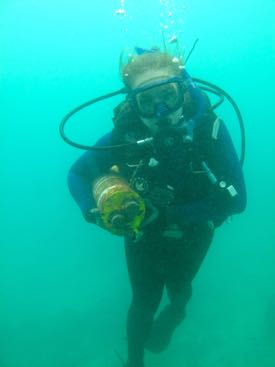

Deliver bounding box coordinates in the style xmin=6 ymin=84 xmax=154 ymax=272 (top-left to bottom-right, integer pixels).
xmin=128 ymin=77 xmax=186 ymax=119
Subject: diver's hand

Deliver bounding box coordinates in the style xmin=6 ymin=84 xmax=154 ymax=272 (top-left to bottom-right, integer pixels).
xmin=87 ymin=208 xmax=106 ymax=229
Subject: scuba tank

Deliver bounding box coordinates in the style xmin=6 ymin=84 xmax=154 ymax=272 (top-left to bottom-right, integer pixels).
xmin=92 ymin=173 xmax=146 ymax=236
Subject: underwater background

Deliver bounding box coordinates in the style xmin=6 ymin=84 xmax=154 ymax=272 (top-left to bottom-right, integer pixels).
xmin=1 ymin=0 xmax=275 ymax=366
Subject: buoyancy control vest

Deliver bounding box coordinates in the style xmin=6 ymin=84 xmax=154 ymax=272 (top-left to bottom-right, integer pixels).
xmin=110 ymin=95 xmax=226 ymax=205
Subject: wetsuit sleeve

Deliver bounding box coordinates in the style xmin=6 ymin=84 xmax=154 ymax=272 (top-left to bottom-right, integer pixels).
xmin=67 ymin=132 xmax=116 ymax=222
xmin=166 ymin=122 xmax=247 ymax=227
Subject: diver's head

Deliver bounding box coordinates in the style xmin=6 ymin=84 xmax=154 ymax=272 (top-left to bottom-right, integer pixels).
xmin=121 ymin=49 xmax=186 ymax=134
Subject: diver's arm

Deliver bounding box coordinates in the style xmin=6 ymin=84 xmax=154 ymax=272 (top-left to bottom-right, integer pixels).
xmin=67 ymin=132 xmax=116 ymax=222
xmin=166 ymin=122 xmax=246 ymax=227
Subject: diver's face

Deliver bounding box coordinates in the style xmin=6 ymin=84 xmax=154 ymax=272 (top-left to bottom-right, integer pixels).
xmin=131 ymin=69 xmax=184 ymax=135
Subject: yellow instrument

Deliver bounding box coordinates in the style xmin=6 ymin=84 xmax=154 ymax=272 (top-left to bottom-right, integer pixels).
xmin=92 ymin=174 xmax=145 ymax=236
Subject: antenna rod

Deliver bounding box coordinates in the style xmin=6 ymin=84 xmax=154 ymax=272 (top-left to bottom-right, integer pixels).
xmin=185 ymin=38 xmax=199 ymax=65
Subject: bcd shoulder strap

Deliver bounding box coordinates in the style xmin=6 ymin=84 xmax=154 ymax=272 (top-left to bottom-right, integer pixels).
xmin=192 ymin=111 xmax=220 ymax=160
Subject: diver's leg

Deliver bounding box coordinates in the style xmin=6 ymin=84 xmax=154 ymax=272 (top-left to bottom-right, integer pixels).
xmin=125 ymin=236 xmax=164 ymax=367
xmin=145 ymin=222 xmax=214 ymax=353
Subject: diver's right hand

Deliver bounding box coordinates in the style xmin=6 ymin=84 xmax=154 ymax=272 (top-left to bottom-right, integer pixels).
xmin=87 ymin=208 xmax=106 ymax=229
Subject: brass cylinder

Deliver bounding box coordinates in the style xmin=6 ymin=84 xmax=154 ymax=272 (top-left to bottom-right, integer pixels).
xmin=92 ymin=175 xmax=145 ymax=234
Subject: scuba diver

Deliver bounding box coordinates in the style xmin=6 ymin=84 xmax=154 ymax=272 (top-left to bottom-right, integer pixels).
xmin=63 ymin=46 xmax=246 ymax=367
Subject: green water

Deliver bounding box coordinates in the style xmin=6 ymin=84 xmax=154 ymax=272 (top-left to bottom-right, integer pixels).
xmin=0 ymin=1 xmax=275 ymax=366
